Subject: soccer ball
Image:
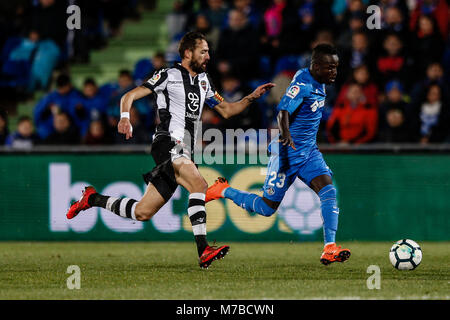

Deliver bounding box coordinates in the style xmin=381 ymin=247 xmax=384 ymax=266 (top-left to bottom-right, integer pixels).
xmin=389 ymin=239 xmax=422 ymax=270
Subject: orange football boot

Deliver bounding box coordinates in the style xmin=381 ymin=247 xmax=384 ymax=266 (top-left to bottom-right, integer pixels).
xmin=205 ymin=177 xmax=230 ymax=203
xmin=320 ymin=243 xmax=351 ymax=265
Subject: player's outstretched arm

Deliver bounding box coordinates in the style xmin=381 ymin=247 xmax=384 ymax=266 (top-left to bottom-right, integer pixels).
xmin=214 ymin=83 xmax=275 ymax=119
xmin=277 ymin=110 xmax=296 ymax=150
xmin=118 ymin=86 xmax=152 ymax=140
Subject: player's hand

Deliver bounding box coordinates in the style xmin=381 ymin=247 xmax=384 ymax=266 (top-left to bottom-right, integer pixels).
xmin=279 ymin=135 xmax=296 ymax=150
xmin=118 ymin=118 xmax=133 ymax=140
xmin=248 ymin=83 xmax=275 ymax=100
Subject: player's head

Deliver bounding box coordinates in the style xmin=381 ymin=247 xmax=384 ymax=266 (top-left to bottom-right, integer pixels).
xmin=310 ymin=43 xmax=338 ymax=85
xmin=179 ymin=31 xmax=210 ymax=73
xmin=56 ymin=74 xmax=72 ymax=95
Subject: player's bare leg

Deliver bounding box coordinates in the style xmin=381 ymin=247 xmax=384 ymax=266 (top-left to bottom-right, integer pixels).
xmin=173 ymin=157 xmax=229 ymax=269
xmin=66 ymin=182 xmax=166 ymax=221
xmin=310 ymin=174 xmax=351 ymax=265
xmin=133 ymin=183 xmax=166 ymax=221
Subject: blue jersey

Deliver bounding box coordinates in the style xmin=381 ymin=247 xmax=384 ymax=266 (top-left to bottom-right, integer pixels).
xmin=262 ymin=68 xmax=332 ymax=200
xmin=276 ymin=68 xmax=326 ymax=150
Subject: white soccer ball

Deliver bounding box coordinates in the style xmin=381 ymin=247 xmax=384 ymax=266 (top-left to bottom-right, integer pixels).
xmin=389 ymin=239 xmax=422 ymax=270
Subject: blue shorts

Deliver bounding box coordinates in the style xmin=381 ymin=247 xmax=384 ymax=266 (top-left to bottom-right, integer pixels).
xmin=262 ymin=143 xmax=332 ymax=202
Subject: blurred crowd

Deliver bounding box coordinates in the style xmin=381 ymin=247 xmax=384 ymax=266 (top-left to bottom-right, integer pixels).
xmin=0 ymin=0 xmax=449 ymax=149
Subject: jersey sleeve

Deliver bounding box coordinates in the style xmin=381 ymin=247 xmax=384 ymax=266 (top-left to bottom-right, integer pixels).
xmin=204 ymin=74 xmax=224 ymax=108
xmin=141 ymin=69 xmax=168 ymax=93
xmin=277 ymin=82 xmax=310 ymax=115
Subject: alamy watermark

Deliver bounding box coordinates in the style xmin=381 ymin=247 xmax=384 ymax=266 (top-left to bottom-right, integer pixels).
xmin=66 ymin=265 xmax=81 ymax=289
xmin=66 ymin=5 xmax=81 ymax=30
xmin=172 ymin=126 xmax=281 ymax=166
xmin=366 ymin=5 xmax=381 ymax=30
xmin=366 ymin=265 xmax=381 ymax=290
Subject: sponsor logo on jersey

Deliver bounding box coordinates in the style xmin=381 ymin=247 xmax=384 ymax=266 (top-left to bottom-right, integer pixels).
xmin=310 ymin=99 xmax=325 ymax=112
xmin=286 ymin=85 xmax=300 ymax=99
xmin=187 ymin=92 xmax=200 ymax=112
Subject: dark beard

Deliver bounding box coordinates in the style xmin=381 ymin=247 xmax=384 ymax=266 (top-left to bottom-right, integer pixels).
xmin=190 ymin=60 xmax=206 ymax=73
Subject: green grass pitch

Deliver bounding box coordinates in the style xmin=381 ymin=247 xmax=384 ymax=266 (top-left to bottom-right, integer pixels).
xmin=0 ymin=242 xmax=448 ymax=300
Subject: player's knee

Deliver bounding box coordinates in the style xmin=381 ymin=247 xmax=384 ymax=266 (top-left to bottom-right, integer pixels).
xmin=134 ymin=203 xmax=156 ymax=221
xmin=260 ymin=206 xmax=276 ymax=217
xmin=259 ymin=198 xmax=278 ymax=217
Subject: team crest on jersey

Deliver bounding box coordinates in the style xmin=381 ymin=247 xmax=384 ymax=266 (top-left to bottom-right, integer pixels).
xmin=200 ymin=80 xmax=207 ymax=91
xmin=148 ymin=72 xmax=161 ymax=85
xmin=266 ymin=187 xmax=275 ymax=196
xmin=286 ymin=85 xmax=300 ymax=99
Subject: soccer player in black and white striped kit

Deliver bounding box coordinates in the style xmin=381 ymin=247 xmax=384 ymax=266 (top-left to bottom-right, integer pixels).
xmin=66 ymin=32 xmax=274 ymax=268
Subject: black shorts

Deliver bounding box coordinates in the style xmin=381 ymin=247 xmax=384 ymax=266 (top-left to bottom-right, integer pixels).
xmin=142 ymin=135 xmax=189 ymax=202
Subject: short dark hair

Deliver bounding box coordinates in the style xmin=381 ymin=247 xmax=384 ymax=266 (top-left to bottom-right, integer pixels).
xmin=311 ymin=43 xmax=338 ymax=63
xmin=119 ymin=69 xmax=132 ymax=78
xmin=56 ymin=74 xmax=71 ymax=88
xmin=83 ymin=77 xmax=97 ymax=86
xmin=18 ymin=115 xmax=32 ymax=124
xmin=178 ymin=31 xmax=206 ymax=59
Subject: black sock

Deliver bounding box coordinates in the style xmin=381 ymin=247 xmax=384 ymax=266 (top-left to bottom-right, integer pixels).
xmin=88 ymin=193 xmax=109 ymax=208
xmin=88 ymin=193 xmax=138 ymax=220
xmin=195 ymin=235 xmax=208 ymax=256
xmin=188 ymin=193 xmax=209 ymax=257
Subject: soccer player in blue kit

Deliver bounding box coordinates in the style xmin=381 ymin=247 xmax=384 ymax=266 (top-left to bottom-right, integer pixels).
xmin=206 ymin=44 xmax=351 ymax=265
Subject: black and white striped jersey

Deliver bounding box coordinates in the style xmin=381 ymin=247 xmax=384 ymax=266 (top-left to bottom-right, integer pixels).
xmin=142 ymin=63 xmax=223 ymax=153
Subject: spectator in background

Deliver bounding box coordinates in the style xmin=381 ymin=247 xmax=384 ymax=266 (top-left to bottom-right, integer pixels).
xmin=68 ymin=0 xmax=108 ymax=64
xmin=5 ymin=116 xmax=39 ymax=149
xmin=409 ymin=0 xmax=449 ymax=40
xmin=29 ymin=0 xmax=67 ymax=49
xmin=215 ymin=9 xmax=259 ymax=81
xmin=382 ymin=5 xmax=410 ymax=40
xmin=193 ymin=14 xmax=220 ymax=52
xmin=411 ymin=14 xmax=445 ymax=77
xmin=133 ymin=52 xmax=167 ymax=86
xmin=410 ymin=62 xmax=448 ymax=105
xmin=338 ymin=31 xmax=374 ymax=87
xmin=233 ymin=0 xmax=261 ymax=29
xmin=83 ymin=119 xmax=111 ymax=145
xmin=33 ymin=74 xmax=82 ymax=139
xmin=107 ymin=70 xmax=155 ymax=137
xmin=336 ymin=11 xmax=365 ymax=52
xmin=375 ymin=33 xmax=410 ymax=88
xmin=70 ymin=78 xmax=110 ymax=137
xmin=102 ymin=0 xmax=133 ymax=37
xmin=42 ymin=111 xmax=80 ymax=145
xmin=411 ymin=83 xmax=450 ymax=144
xmin=0 ymin=111 xmax=9 ymax=145
xmin=377 ymin=80 xmax=411 ymax=143
xmin=260 ymin=0 xmax=286 ymax=60
xmin=327 ymin=83 xmax=378 ymax=144
xmin=296 ymin=0 xmax=318 ymax=52
xmin=220 ymin=74 xmax=261 ymax=130
xmin=1 ymin=31 xmax=39 ymax=90
xmin=337 ymin=0 xmax=365 ymax=32
xmin=336 ymin=64 xmax=379 ymax=110
xmin=199 ymin=0 xmax=229 ymax=30
xmin=166 ymin=0 xmax=189 ymax=41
